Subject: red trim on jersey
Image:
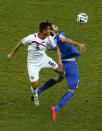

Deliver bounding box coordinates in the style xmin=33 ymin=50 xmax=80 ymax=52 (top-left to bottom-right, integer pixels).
xmin=32 ymin=41 xmax=47 ymax=47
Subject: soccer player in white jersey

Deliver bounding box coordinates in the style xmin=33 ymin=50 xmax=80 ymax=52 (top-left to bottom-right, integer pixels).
xmin=7 ymin=22 xmax=63 ymax=106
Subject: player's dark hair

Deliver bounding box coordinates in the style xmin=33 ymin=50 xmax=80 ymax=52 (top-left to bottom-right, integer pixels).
xmin=39 ymin=22 xmax=52 ymax=32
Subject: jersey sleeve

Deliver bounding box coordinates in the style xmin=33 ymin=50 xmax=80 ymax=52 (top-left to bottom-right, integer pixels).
xmin=47 ymin=35 xmax=57 ymax=48
xmin=59 ymin=34 xmax=66 ymax=39
xmin=21 ymin=34 xmax=34 ymax=45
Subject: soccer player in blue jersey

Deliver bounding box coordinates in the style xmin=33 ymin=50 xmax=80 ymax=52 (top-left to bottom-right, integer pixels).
xmin=38 ymin=24 xmax=87 ymax=122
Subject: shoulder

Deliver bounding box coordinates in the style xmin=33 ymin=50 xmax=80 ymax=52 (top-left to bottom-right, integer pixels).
xmin=46 ymin=35 xmax=54 ymax=42
xmin=28 ymin=34 xmax=36 ymax=39
xmin=59 ymin=32 xmax=69 ymax=40
xmin=22 ymin=34 xmax=35 ymax=45
xmin=59 ymin=32 xmax=65 ymax=37
xmin=25 ymin=33 xmax=37 ymax=41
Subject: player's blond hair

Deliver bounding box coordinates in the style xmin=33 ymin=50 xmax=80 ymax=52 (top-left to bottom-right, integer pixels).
xmin=51 ymin=24 xmax=59 ymax=33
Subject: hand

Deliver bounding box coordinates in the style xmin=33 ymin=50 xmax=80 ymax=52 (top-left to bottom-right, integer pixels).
xmin=79 ymin=43 xmax=87 ymax=53
xmin=7 ymin=53 xmax=13 ymax=59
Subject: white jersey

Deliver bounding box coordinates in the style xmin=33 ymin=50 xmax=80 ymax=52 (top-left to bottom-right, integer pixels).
xmin=21 ymin=33 xmax=56 ymax=64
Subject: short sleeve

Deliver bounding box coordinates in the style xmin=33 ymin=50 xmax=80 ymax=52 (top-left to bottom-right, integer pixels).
xmin=47 ymin=35 xmax=56 ymax=48
xmin=59 ymin=34 xmax=66 ymax=39
xmin=21 ymin=34 xmax=34 ymax=45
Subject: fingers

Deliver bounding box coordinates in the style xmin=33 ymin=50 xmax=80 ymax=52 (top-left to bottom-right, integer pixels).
xmin=80 ymin=45 xmax=87 ymax=53
xmin=81 ymin=47 xmax=87 ymax=53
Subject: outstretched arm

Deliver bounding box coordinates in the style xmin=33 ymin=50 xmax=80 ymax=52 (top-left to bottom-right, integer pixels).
xmin=60 ymin=37 xmax=87 ymax=53
xmin=7 ymin=42 xmax=23 ymax=59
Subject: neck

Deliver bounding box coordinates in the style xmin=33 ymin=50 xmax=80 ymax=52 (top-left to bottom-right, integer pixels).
xmin=38 ymin=32 xmax=46 ymax=40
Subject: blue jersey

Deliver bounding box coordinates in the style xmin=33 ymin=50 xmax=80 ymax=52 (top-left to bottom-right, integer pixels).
xmin=54 ymin=32 xmax=80 ymax=60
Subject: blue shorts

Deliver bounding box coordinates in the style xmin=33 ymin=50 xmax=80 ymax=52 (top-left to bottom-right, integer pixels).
xmin=62 ymin=61 xmax=79 ymax=90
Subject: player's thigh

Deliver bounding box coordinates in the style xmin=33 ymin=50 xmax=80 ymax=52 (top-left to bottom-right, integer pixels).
xmin=27 ymin=63 xmax=41 ymax=82
xmin=42 ymin=57 xmax=58 ymax=70
xmin=63 ymin=61 xmax=79 ymax=90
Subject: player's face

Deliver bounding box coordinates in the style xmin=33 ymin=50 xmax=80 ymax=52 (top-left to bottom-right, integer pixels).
xmin=43 ymin=26 xmax=51 ymax=36
xmin=51 ymin=24 xmax=58 ymax=35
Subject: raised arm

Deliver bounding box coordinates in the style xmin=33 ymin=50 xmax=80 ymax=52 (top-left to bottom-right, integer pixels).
xmin=60 ymin=36 xmax=87 ymax=53
xmin=7 ymin=34 xmax=33 ymax=59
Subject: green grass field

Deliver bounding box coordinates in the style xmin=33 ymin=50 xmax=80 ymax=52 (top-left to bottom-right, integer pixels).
xmin=0 ymin=0 xmax=102 ymax=130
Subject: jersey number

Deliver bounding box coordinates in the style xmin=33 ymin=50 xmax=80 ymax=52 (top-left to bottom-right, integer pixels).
xmin=48 ymin=61 xmax=56 ymax=67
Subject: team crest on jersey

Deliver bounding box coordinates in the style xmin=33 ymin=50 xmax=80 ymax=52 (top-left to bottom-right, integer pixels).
xmin=31 ymin=76 xmax=34 ymax=79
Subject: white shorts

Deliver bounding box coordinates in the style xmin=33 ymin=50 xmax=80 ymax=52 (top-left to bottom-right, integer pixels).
xmin=27 ymin=56 xmax=58 ymax=82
